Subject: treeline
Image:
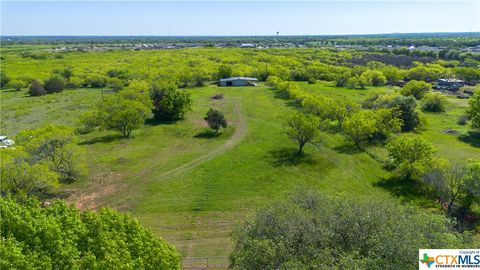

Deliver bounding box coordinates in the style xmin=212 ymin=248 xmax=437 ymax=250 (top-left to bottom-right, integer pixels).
xmin=2 ymin=32 xmax=479 ymax=47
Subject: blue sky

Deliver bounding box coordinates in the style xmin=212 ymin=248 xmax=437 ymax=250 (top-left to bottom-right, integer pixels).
xmin=1 ymin=1 xmax=479 ymax=36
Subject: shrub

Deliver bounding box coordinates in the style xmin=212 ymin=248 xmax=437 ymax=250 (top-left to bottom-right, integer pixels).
xmin=28 ymin=80 xmax=47 ymax=96
xmin=422 ymin=92 xmax=448 ymax=112
xmin=230 ymin=189 xmax=475 ymax=270
xmin=307 ymin=77 xmax=317 ymax=84
xmin=1 ymin=72 xmax=11 ymax=88
xmin=150 ymin=81 xmax=192 ymax=121
xmin=386 ymin=136 xmax=436 ymax=181
xmin=7 ymin=80 xmax=25 ymax=91
xmin=457 ymin=115 xmax=468 ymax=126
xmin=466 ymin=92 xmax=480 ymax=131
xmin=401 ymin=80 xmax=432 ymax=100
xmin=44 ymin=76 xmax=66 ymax=93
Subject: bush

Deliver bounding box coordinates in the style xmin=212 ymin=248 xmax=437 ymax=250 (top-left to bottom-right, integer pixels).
xmin=150 ymin=81 xmax=192 ymax=121
xmin=230 ymin=189 xmax=475 ymax=270
xmin=422 ymin=92 xmax=448 ymax=112
xmin=401 ymin=80 xmax=432 ymax=100
xmin=1 ymin=72 xmax=11 ymax=88
xmin=44 ymin=76 xmax=66 ymax=93
xmin=0 ymin=196 xmax=180 ymax=269
xmin=386 ymin=136 xmax=436 ymax=181
xmin=7 ymin=80 xmax=25 ymax=91
xmin=457 ymin=115 xmax=468 ymax=125
xmin=307 ymin=77 xmax=317 ymax=84
xmin=28 ymin=80 xmax=47 ymax=96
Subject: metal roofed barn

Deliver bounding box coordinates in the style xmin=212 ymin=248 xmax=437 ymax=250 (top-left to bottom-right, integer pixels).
xmin=219 ymin=77 xmax=258 ymax=87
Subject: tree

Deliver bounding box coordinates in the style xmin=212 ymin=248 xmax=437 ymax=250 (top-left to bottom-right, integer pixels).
xmin=204 ymin=108 xmax=228 ymax=134
xmin=388 ymin=95 xmax=422 ymax=132
xmin=422 ymin=92 xmax=448 ymax=112
xmin=372 ymin=108 xmax=402 ymax=141
xmin=77 ymin=110 xmax=101 ymax=134
xmin=1 ymin=148 xmax=58 ymax=199
xmin=44 ymin=76 xmax=66 ymax=93
xmin=284 ymin=113 xmax=321 ymax=155
xmin=326 ymin=98 xmax=358 ymax=127
xmin=466 ymin=92 xmax=480 ymax=131
xmin=15 ymin=125 xmax=87 ymax=183
xmin=230 ymin=189 xmax=474 ymax=270
xmin=386 ymin=136 xmax=436 ymax=181
xmin=362 ymin=70 xmax=386 ymax=86
xmin=150 ymin=81 xmax=192 ymax=121
xmin=0 ymin=196 xmax=180 ymax=269
xmin=343 ymin=110 xmax=377 ymax=147
xmin=7 ymin=79 xmax=25 ymax=91
xmin=28 ymin=80 xmax=47 ymax=96
xmin=423 ymin=161 xmax=470 ymax=214
xmin=381 ymin=65 xmax=404 ymax=85
xmin=335 ymin=72 xmax=350 ymax=87
xmin=401 ymin=80 xmax=432 ymax=100
xmin=99 ymin=96 xmax=150 ymax=138
xmin=217 ymin=64 xmax=233 ymax=79
xmin=1 ymin=72 xmax=11 ymax=88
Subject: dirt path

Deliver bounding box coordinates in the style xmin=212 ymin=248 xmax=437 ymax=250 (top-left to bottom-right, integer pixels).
xmin=153 ymin=99 xmax=247 ymax=182
xmin=73 ymin=99 xmax=247 ymax=209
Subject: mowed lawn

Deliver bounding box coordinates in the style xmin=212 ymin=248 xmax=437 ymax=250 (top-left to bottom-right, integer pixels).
xmin=1 ymin=82 xmax=478 ymax=268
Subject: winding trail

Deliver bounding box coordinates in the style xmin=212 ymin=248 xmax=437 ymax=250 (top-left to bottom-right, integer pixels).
xmin=73 ymin=99 xmax=247 ymax=209
xmin=153 ymin=99 xmax=246 ymax=182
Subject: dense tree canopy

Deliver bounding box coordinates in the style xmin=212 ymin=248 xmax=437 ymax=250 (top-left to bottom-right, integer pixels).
xmin=230 ymin=189 xmax=475 ymax=270
xmin=0 ymin=196 xmax=180 ymax=270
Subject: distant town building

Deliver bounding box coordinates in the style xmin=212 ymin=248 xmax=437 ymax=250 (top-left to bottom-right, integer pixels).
xmin=219 ymin=77 xmax=258 ymax=87
xmin=240 ymin=43 xmax=256 ymax=48
xmin=435 ymin=78 xmax=465 ymax=91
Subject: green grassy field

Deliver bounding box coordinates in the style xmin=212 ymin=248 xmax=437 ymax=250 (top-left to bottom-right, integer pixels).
xmin=1 ymin=80 xmax=478 ymax=268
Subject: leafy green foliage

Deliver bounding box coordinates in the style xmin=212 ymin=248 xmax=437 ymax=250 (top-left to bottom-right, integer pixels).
xmin=28 ymin=80 xmax=46 ymax=96
xmin=99 ymin=96 xmax=150 ymax=138
xmin=423 ymin=160 xmax=480 ymax=215
xmin=44 ymin=76 xmax=66 ymax=93
xmin=386 ymin=136 xmax=436 ymax=180
xmin=422 ymin=92 xmax=448 ymax=112
xmin=150 ymin=81 xmax=192 ymax=121
xmin=1 ymin=72 xmax=11 ymax=88
xmin=0 ymin=196 xmax=180 ymax=270
xmin=204 ymin=108 xmax=228 ymax=133
xmin=388 ymin=95 xmax=422 ymax=132
xmin=284 ymin=113 xmax=320 ymax=155
xmin=230 ymin=189 xmax=475 ymax=270
xmin=1 ymin=148 xmax=59 ymax=199
xmin=466 ymin=92 xmax=480 ymax=131
xmin=15 ymin=125 xmax=87 ymax=184
xmin=401 ymin=80 xmax=432 ymax=100
xmin=217 ymin=64 xmax=234 ymax=79
xmin=7 ymin=79 xmax=25 ymax=91
xmin=343 ymin=110 xmax=378 ymax=147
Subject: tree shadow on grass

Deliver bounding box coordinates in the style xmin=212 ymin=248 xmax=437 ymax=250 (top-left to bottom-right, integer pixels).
xmin=79 ymin=134 xmax=123 ymax=145
xmin=194 ymin=130 xmax=221 ymax=139
xmin=144 ymin=118 xmax=177 ymax=126
xmin=268 ymin=147 xmax=317 ymax=167
xmin=374 ymin=176 xmax=426 ymax=203
xmin=332 ymin=143 xmax=364 ymax=154
xmin=458 ymin=131 xmax=480 ymax=148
